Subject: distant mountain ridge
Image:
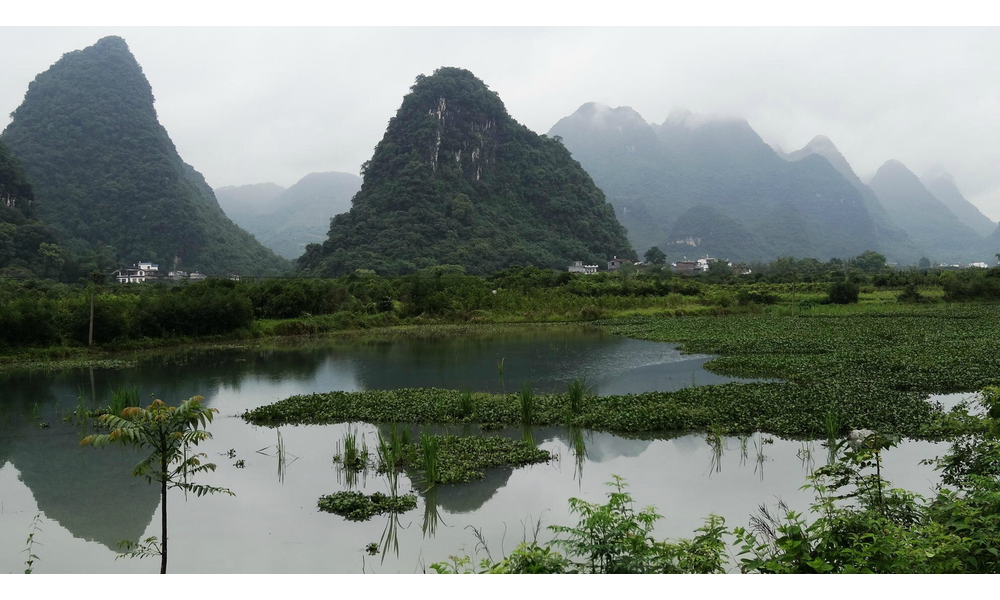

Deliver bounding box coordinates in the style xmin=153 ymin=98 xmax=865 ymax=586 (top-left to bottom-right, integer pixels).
xmin=868 ymin=160 xmax=985 ymax=263
xmin=299 ymin=68 xmax=634 ymax=276
xmin=782 ymin=135 xmax=923 ymax=263
xmin=217 ymin=172 xmax=361 ymax=259
xmin=549 ymin=104 xmax=883 ymax=262
xmin=0 ymin=36 xmax=289 ymax=276
xmin=922 ymin=172 xmax=997 ymax=238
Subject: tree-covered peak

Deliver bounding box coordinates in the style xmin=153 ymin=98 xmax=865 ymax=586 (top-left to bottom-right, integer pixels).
xmin=300 ymin=68 xmax=634 ymax=276
xmin=1 ymin=37 xmax=289 ymax=276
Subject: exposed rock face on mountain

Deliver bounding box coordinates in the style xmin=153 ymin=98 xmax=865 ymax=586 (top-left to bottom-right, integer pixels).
xmin=783 ymin=135 xmax=923 ymax=263
xmin=218 ymin=173 xmax=361 ymax=259
xmin=923 ymin=172 xmax=997 ymax=238
xmin=0 ymin=36 xmax=289 ymax=275
xmin=867 ymin=160 xmax=985 ymax=263
xmin=299 ymin=68 xmax=634 ymax=276
xmin=548 ymin=104 xmax=883 ymax=262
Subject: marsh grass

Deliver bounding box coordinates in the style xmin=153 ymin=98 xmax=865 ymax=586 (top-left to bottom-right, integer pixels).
xmin=570 ymin=426 xmax=587 ymax=484
xmin=420 ymin=433 xmax=440 ymax=489
xmin=108 ymin=384 xmax=140 ymax=417
xmin=706 ymin=423 xmax=727 ymax=475
xmin=422 ymin=487 xmax=446 ymax=539
xmin=376 ymin=425 xmax=412 ymax=496
xmin=567 ymin=378 xmax=587 ymax=419
xmin=753 ymin=432 xmax=773 ymax=481
xmin=458 ymin=390 xmax=475 ymax=419
xmin=334 ymin=427 xmax=370 ymax=474
xmin=255 ymin=429 xmax=299 ymax=484
xmin=519 ymin=383 xmax=535 ymax=426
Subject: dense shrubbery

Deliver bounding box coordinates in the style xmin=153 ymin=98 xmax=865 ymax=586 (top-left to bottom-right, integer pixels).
xmin=827 ymin=279 xmax=860 ymax=304
xmin=3 ymin=258 xmax=1000 ymax=352
xmin=0 ymin=279 xmax=254 ymax=348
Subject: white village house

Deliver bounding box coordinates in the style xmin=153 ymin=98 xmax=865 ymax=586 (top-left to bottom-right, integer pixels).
xmin=607 ymin=256 xmax=632 ymax=272
xmin=113 ymin=262 xmax=159 ymax=284
xmin=567 ymin=260 xmax=599 ymax=275
xmin=114 ymin=262 xmax=210 ymax=284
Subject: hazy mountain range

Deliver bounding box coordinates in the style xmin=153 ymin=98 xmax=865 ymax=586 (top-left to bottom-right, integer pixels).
xmin=551 ymin=103 xmax=995 ymax=264
xmin=1 ymin=34 xmax=995 ymax=277
xmin=216 ymin=172 xmax=361 ymax=259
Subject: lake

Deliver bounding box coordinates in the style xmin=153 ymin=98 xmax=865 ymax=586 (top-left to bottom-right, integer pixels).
xmin=0 ymin=327 xmax=951 ymax=573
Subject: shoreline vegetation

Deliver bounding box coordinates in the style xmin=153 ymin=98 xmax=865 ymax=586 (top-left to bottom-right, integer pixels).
xmin=5 ymin=263 xmax=1000 ymax=439
xmin=2 ymin=258 xmax=998 ymax=370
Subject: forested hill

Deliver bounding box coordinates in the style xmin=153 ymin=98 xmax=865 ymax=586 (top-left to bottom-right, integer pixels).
xmin=0 ymin=36 xmax=290 ymax=276
xmin=217 ymin=172 xmax=361 ymax=260
xmin=0 ymin=141 xmax=68 ymax=278
xmin=783 ymin=135 xmax=922 ymax=264
xmin=548 ymin=104 xmax=886 ymax=264
xmin=298 ymin=67 xmax=634 ymax=276
xmin=867 ymin=160 xmax=985 ymax=263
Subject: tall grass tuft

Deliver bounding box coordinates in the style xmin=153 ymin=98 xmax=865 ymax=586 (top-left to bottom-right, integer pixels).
xmin=420 ymin=433 xmax=440 ymax=489
xmin=458 ymin=390 xmax=474 ymax=419
xmin=519 ymin=383 xmax=535 ymax=426
xmin=567 ymin=378 xmax=587 ymax=418
xmin=377 ymin=425 xmax=409 ymax=496
xmin=108 ymin=384 xmax=141 ymax=417
xmin=339 ymin=428 xmax=368 ymax=470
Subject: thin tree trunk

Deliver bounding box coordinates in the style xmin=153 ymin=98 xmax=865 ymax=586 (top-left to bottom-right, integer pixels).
xmin=161 ymin=457 xmax=168 ymax=574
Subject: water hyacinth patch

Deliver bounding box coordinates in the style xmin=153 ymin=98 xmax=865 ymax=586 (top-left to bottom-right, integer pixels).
xmin=317 ymin=491 xmax=418 ymax=521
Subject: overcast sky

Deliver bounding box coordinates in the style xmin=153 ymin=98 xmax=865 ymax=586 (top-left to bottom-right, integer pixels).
xmin=2 ymin=27 xmax=999 ymax=220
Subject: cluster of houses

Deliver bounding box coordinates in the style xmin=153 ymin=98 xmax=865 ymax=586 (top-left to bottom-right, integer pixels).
xmin=568 ymin=255 xmax=752 ymax=276
xmin=111 ymin=262 xmax=239 ymax=284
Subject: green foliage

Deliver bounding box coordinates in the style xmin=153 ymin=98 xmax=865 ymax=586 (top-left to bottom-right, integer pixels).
xmin=0 ymin=37 xmax=289 ymax=276
xmin=22 ymin=513 xmax=43 ymax=574
xmin=0 ymin=141 xmax=72 ymax=279
xmin=897 ymin=283 xmax=928 ymax=304
xmin=247 ymin=305 xmax=1000 ymax=439
xmin=827 ymin=279 xmax=860 ymax=304
xmin=519 ymin=383 xmax=535 ymax=426
xmin=317 ymin=491 xmax=417 ymax=521
xmin=643 ymin=246 xmax=666 ymax=265
xmin=435 ymin=391 xmax=1000 ymax=574
xmin=457 ymin=389 xmax=475 ymax=418
xmin=433 ymin=477 xmax=727 ymax=574
xmin=550 ymin=476 xmax=664 ymax=573
xmin=567 ymin=378 xmax=588 ymax=418
xmin=298 ymin=68 xmax=634 ymax=277
xmin=734 ymin=410 xmax=1000 ymax=574
xmin=81 ymin=396 xmax=233 ymax=573
xmin=419 ymin=432 xmax=440 ymax=489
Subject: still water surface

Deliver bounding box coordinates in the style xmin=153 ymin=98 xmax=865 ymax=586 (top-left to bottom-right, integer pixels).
xmin=0 ymin=328 xmax=952 ymax=573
